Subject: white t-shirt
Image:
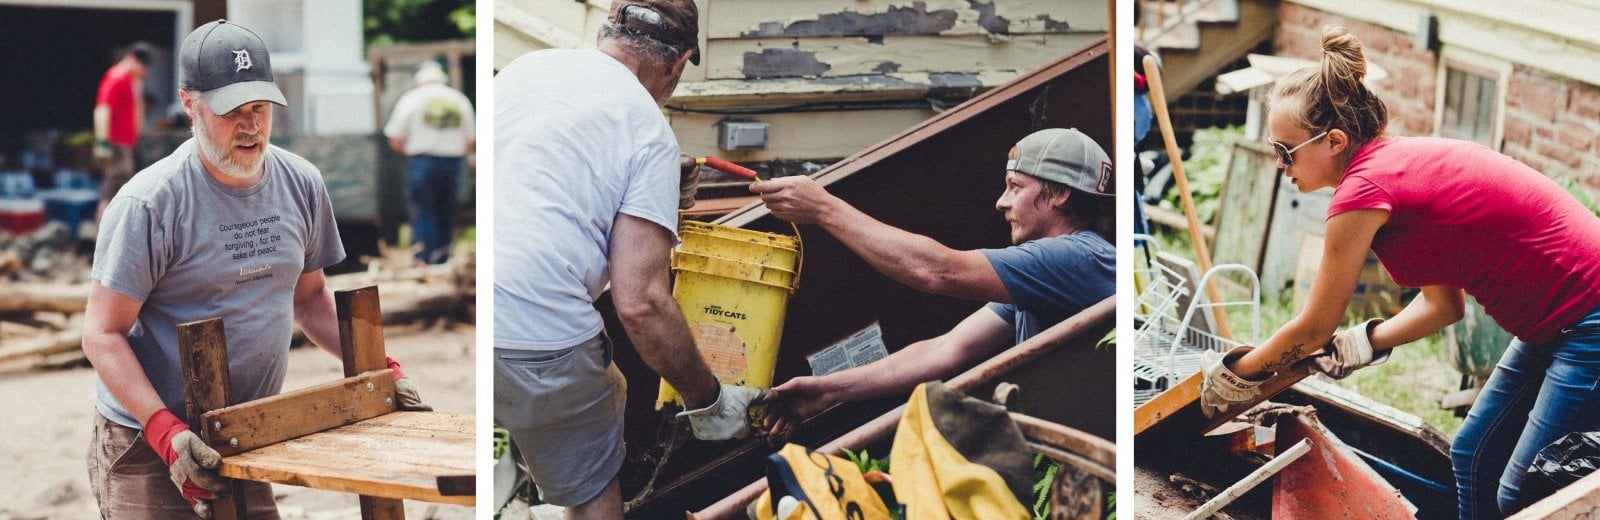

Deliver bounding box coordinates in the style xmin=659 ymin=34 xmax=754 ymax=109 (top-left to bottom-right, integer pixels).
xmin=493 ymin=48 xmax=682 ymax=351
xmin=383 ymin=82 xmax=476 ymax=157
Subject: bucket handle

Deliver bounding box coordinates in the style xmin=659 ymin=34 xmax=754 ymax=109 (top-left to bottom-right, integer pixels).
xmin=787 ymin=221 xmax=803 ymax=292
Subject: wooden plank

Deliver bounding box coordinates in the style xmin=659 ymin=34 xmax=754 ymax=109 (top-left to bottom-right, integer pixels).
xmin=177 ymin=317 xmax=247 ymax=520
xmin=706 ymin=0 xmax=1102 ymax=39
xmin=218 ymin=412 xmax=475 ymax=506
xmin=336 ymin=286 xmax=387 ymax=376
xmin=671 ymin=109 xmax=932 ymax=163
xmin=200 ymin=370 xmax=397 ymax=457
xmin=333 ymin=285 xmax=405 ymax=518
xmin=703 ymin=33 xmax=1102 ymax=81
xmin=1508 ymin=470 xmax=1600 ymax=519
xmin=1133 ymin=362 xmax=1318 ymax=438
xmin=361 ymin=496 xmax=406 ymax=520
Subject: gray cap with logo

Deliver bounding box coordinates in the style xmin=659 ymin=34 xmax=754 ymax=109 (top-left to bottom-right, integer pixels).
xmin=1006 ymin=128 xmax=1114 ymax=197
xmin=180 ymin=20 xmax=286 ymax=115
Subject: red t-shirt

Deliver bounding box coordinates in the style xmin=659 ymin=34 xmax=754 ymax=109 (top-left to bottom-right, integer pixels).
xmin=1328 ymin=136 xmax=1600 ymax=343
xmin=96 ymin=63 xmax=139 ymax=147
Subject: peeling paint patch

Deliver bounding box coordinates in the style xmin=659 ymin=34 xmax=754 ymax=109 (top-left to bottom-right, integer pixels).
xmin=1037 ymin=14 xmax=1070 ymax=32
xmin=873 ymin=61 xmax=901 ymax=74
xmin=743 ymin=49 xmax=832 ymax=79
xmin=865 ymin=34 xmax=884 ymax=45
xmin=965 ymin=0 xmax=1010 ymax=34
xmin=929 ymin=72 xmax=985 ymax=98
xmin=743 ymin=3 xmax=958 ymax=38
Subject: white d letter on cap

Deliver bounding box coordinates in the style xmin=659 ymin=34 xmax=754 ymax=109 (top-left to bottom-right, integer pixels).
xmin=233 ymin=50 xmax=253 ymax=72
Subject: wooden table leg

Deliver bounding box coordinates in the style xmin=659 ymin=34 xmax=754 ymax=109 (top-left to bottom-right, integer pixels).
xmin=178 ymin=317 xmax=247 ymax=520
xmin=338 ymin=286 xmax=407 ymax=519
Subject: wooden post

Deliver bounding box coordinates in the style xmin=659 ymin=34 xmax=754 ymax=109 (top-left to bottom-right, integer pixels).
xmin=177 ymin=317 xmax=247 ymax=520
xmin=336 ymin=286 xmax=406 ymax=519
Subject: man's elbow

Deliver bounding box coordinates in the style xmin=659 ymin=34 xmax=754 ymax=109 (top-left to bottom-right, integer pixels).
xmin=612 ymin=292 xmax=666 ymax=326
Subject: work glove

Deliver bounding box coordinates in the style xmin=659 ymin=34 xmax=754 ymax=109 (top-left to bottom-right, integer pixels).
xmin=144 ymin=408 xmax=228 ymax=518
xmin=1198 ymin=346 xmax=1270 ymax=418
xmin=679 ymin=154 xmax=702 ymax=210
xmin=678 ymin=384 xmax=762 ymax=440
xmin=1314 ymin=318 xmax=1389 ymax=380
xmin=387 ymin=356 xmax=433 ymax=412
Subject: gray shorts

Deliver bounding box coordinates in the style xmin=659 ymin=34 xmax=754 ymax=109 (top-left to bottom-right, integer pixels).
xmin=493 ymin=334 xmax=627 ymax=507
xmin=87 ymin=412 xmax=279 ymax=519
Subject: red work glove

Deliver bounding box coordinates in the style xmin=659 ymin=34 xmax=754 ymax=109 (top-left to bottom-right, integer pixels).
xmin=144 ymin=408 xmax=227 ymax=515
xmin=386 ymin=356 xmax=432 ymax=412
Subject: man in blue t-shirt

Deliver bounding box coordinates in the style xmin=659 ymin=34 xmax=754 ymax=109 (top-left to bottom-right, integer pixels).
xmin=751 ymin=128 xmax=1115 ymax=441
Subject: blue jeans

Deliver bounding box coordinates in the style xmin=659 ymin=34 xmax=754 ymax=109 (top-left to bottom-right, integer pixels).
xmin=406 ymin=154 xmax=462 ymax=264
xmin=1452 ymin=304 xmax=1600 ymax=518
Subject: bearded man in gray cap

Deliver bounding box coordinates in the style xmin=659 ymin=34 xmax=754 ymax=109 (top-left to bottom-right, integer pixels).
xmin=81 ymin=20 xmax=428 ymax=519
xmin=752 ymin=128 xmax=1116 ymax=442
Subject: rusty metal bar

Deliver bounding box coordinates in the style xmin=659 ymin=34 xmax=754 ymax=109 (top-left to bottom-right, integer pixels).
xmin=689 ymin=296 xmax=1115 ymax=519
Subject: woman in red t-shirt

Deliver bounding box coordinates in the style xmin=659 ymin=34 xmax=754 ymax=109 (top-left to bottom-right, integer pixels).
xmin=1196 ymin=27 xmax=1600 ymax=518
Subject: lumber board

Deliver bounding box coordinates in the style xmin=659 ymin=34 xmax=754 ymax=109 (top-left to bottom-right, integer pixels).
xmin=177 ymin=317 xmax=248 ymax=520
xmin=1134 ymin=362 xmax=1316 ymax=438
xmin=0 ymin=329 xmax=81 ymax=364
xmin=218 ymin=412 xmax=474 ymax=506
xmin=200 ymin=370 xmax=397 ymax=456
xmin=1508 ymin=470 xmax=1600 ymax=519
xmin=337 ymin=286 xmax=388 ymax=377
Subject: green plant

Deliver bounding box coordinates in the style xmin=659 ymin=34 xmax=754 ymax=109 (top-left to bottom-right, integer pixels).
xmin=1157 ymin=126 xmax=1244 ymax=225
xmin=1030 ymin=454 xmax=1060 ymax=520
xmin=841 ymin=447 xmax=889 ymax=475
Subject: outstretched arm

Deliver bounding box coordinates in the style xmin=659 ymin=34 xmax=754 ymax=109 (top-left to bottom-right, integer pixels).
xmin=762 ymin=307 xmax=1013 ymax=441
xmin=1232 ymin=209 xmax=1386 ymax=377
xmin=752 ymin=176 xmax=1010 ymax=302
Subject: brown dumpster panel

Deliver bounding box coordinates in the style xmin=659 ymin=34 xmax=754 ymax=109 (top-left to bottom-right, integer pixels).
xmin=599 ymin=38 xmax=1112 ymax=517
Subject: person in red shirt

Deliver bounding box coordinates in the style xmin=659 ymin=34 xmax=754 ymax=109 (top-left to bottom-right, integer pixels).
xmin=94 ymin=42 xmax=152 ymax=218
xmin=1197 ymin=27 xmax=1600 ymax=518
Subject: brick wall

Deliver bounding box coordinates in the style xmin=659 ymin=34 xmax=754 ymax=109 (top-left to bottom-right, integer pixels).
xmin=1274 ymin=3 xmax=1437 ymax=137
xmin=1278 ymin=2 xmax=1600 ymax=188
xmin=1503 ymin=69 xmax=1600 ymax=183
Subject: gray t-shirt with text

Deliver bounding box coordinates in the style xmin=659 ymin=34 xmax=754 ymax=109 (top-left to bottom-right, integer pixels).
xmin=92 ymin=139 xmax=344 ymax=428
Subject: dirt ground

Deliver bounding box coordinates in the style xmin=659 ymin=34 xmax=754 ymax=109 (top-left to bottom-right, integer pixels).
xmin=0 ymin=320 xmax=477 ymax=520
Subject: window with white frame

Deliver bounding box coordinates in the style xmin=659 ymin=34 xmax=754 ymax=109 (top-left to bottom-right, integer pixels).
xmin=1434 ymin=49 xmax=1511 ymax=149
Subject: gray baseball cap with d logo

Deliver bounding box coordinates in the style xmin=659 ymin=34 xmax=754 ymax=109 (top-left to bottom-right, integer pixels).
xmin=179 ymin=20 xmax=287 ymax=114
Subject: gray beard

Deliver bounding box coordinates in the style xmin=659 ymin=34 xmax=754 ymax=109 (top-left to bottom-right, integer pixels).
xmin=192 ymin=119 xmax=266 ymax=181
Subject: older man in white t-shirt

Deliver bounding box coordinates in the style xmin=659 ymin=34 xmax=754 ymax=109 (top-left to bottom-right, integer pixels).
xmin=384 ymin=61 xmax=475 ymax=266
xmin=492 ymin=1 xmax=761 ymax=516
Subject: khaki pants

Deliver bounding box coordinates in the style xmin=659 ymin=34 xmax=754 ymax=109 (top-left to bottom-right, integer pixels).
xmin=87 ymin=413 xmax=279 ymax=520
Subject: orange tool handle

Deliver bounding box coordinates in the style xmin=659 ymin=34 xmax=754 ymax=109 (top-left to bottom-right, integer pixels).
xmin=700 ymin=156 xmax=758 ymax=181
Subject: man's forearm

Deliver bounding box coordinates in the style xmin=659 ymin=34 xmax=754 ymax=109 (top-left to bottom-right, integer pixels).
xmin=822 ymin=335 xmax=967 ymax=404
xmin=83 ymin=331 xmax=167 ymax=425
xmin=294 ymin=287 xmax=343 ymax=358
xmin=618 ymin=292 xmax=718 ymax=408
xmin=817 ymin=201 xmax=958 ymax=293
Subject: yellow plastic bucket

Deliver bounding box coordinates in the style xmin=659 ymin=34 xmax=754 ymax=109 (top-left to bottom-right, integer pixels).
xmin=657 ymin=221 xmax=801 ymax=424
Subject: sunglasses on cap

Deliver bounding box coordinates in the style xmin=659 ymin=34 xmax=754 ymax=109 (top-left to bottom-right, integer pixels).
xmin=1270 ymin=130 xmax=1329 ymax=169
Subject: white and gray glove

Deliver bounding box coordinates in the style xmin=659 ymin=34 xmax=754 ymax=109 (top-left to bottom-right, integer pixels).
xmin=395 ymin=376 xmax=433 ymax=412
xmin=677 ymin=384 xmax=762 ymax=440
xmin=1199 ymin=346 xmax=1270 ymax=418
xmin=1314 ymin=318 xmax=1389 ymax=379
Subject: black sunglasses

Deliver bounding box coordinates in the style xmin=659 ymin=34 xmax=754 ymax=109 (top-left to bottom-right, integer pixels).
xmin=1270 ymin=130 xmax=1329 ymax=169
